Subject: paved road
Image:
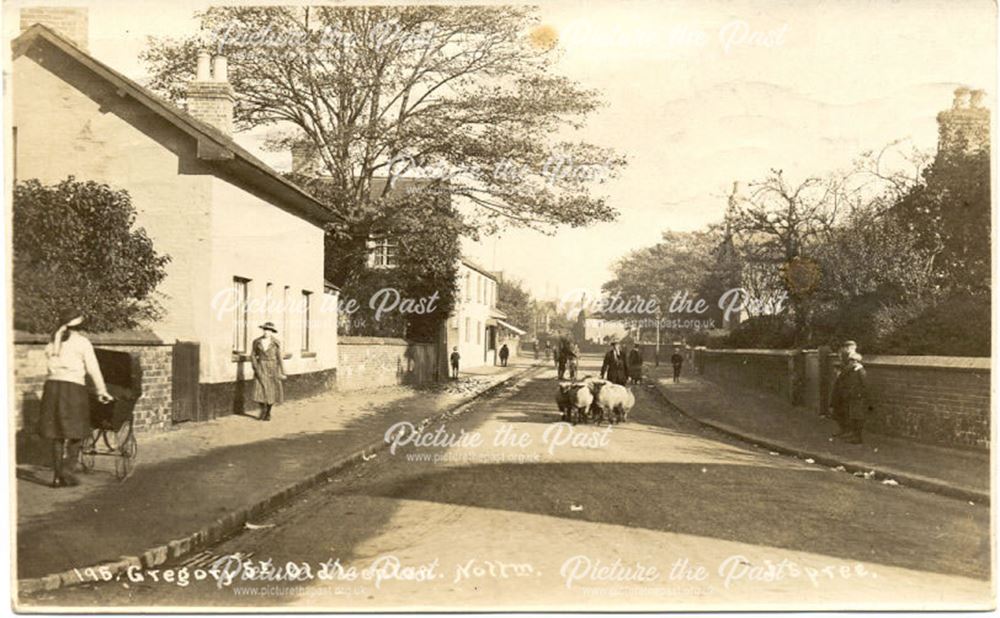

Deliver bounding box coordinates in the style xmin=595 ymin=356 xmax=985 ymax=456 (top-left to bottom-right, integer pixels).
xmin=27 ymin=359 xmax=992 ymax=610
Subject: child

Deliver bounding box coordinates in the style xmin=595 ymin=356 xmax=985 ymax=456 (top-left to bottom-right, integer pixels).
xmin=450 ymin=347 xmax=461 ymax=379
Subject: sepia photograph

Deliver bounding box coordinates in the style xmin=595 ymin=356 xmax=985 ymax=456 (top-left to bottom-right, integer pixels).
xmin=3 ymin=0 xmax=996 ymax=612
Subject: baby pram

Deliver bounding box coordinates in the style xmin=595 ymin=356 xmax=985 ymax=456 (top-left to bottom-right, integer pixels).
xmin=79 ymin=348 xmax=141 ymax=480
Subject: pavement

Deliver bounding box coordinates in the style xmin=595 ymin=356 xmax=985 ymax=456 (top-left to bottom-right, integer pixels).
xmin=27 ymin=359 xmax=992 ymax=610
xmin=646 ymin=366 xmax=990 ymax=504
xmin=15 ymin=358 xmax=537 ymax=594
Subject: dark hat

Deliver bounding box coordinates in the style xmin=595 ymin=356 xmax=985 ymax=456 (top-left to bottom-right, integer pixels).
xmin=57 ymin=309 xmax=84 ymax=327
xmin=260 ymin=321 xmax=278 ymax=333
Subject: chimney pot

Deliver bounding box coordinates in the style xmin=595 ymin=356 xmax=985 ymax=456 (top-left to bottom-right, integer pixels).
xmin=212 ymin=55 xmax=228 ymax=82
xmin=196 ymin=51 xmax=212 ymax=81
xmin=188 ymin=52 xmax=234 ymax=135
xmin=953 ymin=86 xmax=971 ymax=109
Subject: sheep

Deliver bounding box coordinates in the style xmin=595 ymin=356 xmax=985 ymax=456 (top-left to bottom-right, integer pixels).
xmin=590 ymin=381 xmax=635 ymax=425
xmin=555 ymin=381 xmax=594 ymax=425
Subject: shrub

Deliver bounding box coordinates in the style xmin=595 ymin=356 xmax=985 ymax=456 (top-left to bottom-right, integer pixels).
xmin=13 ymin=177 xmax=170 ymax=333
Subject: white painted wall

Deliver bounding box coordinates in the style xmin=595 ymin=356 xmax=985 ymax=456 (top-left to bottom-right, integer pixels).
xmin=446 ymin=262 xmax=498 ymax=369
xmin=202 ymin=178 xmax=336 ymax=383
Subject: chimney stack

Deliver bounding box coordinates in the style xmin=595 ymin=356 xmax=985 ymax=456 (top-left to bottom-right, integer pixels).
xmin=20 ymin=7 xmax=88 ymax=50
xmin=290 ymin=142 xmax=318 ymax=176
xmin=187 ymin=52 xmax=235 ymax=135
xmin=937 ymin=86 xmax=989 ymax=157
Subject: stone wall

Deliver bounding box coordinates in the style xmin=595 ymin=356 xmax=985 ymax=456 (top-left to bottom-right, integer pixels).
xmin=337 ymin=336 xmax=440 ymax=391
xmin=693 ymin=347 xmax=990 ymax=450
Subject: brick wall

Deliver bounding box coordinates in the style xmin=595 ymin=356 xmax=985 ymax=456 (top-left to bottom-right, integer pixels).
xmin=694 ymin=347 xmax=990 ymax=450
xmin=337 ymin=336 xmax=440 ymax=391
xmin=13 ymin=332 xmax=173 ymax=437
xmin=849 ymin=356 xmax=989 ymax=450
xmin=696 ymin=349 xmax=801 ymax=403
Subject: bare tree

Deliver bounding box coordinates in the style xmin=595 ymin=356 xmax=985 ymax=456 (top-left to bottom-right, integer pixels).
xmin=142 ymin=6 xmax=624 ymax=233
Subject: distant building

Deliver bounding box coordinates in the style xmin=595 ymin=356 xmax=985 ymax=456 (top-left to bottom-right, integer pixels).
xmin=583 ymin=314 xmax=628 ymax=344
xmin=447 ymin=259 xmax=523 ymax=368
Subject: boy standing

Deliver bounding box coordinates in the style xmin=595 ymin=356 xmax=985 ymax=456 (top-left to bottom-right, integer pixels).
xmin=670 ymin=350 xmax=684 ymax=383
xmin=450 ymin=347 xmax=461 ymax=379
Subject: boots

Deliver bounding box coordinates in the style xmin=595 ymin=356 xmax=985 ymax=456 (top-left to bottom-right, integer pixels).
xmin=51 ymin=440 xmax=79 ymax=488
xmin=260 ymin=405 xmax=272 ymax=422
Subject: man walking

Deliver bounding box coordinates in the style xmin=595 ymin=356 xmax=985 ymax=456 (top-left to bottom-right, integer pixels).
xmin=670 ymin=349 xmax=684 ymax=383
xmin=600 ymin=340 xmax=629 ymax=386
xmin=498 ymin=343 xmax=510 ymax=367
xmin=565 ymin=340 xmax=580 ymax=380
xmin=554 ymin=340 xmax=565 ymax=379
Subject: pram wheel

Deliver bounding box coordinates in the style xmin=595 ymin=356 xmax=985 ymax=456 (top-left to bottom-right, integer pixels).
xmin=79 ymin=432 xmax=97 ymax=471
xmin=113 ymin=420 xmax=138 ymax=480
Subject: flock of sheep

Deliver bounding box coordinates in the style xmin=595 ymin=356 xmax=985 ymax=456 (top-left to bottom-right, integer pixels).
xmin=554 ymin=377 xmax=635 ymax=426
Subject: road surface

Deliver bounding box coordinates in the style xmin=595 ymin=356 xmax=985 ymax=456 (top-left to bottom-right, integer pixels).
xmin=27 ymin=357 xmax=992 ymax=611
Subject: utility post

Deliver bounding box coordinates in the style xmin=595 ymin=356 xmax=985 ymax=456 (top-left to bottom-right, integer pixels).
xmin=655 ymin=306 xmax=661 ymax=366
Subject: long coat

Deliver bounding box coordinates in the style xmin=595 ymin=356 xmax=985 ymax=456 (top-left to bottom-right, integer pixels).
xmin=627 ymin=348 xmax=643 ymax=380
xmin=251 ymin=336 xmax=286 ymax=405
xmin=601 ymin=348 xmax=630 ymax=385
xmin=830 ymin=360 xmax=871 ymax=421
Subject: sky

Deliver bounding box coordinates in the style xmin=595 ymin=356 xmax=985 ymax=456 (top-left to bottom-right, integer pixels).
xmin=6 ymin=0 xmax=996 ymax=302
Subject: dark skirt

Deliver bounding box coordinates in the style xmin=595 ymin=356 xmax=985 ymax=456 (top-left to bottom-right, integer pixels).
xmin=38 ymin=380 xmax=90 ymax=440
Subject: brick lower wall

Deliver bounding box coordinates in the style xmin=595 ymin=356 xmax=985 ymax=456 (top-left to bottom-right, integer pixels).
xmin=199 ymin=366 xmax=337 ymax=419
xmin=697 ymin=349 xmax=799 ymax=403
xmin=859 ymin=357 xmax=990 ymax=450
xmin=694 ymin=348 xmax=990 ymax=450
xmin=14 ymin=333 xmax=173 ymax=467
xmin=337 ymin=336 xmax=440 ymax=391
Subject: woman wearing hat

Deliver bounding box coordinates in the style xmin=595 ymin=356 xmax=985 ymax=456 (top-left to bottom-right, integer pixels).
xmin=251 ymin=322 xmax=286 ymax=421
xmin=39 ymin=309 xmax=113 ymax=487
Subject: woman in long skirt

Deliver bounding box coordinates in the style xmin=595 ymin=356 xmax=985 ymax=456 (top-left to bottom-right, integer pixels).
xmin=39 ymin=309 xmax=113 ymax=487
xmin=251 ymin=322 xmax=287 ymax=421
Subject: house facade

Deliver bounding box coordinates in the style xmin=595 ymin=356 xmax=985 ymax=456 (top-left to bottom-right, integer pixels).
xmin=447 ymin=259 xmax=517 ymax=368
xmin=11 ymin=14 xmax=340 ymax=420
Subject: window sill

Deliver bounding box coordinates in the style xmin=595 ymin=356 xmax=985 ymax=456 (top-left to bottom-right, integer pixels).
xmin=301 ymin=351 xmax=317 ymax=359
xmin=232 ymin=353 xmax=250 ymax=363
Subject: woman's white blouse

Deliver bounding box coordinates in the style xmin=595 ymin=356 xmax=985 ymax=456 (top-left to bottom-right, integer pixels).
xmin=44 ymin=332 xmax=109 ymax=395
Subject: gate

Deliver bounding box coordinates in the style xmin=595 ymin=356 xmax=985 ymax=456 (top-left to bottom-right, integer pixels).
xmin=171 ymin=341 xmax=200 ymax=423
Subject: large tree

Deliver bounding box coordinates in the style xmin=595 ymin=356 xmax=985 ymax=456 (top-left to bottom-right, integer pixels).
xmin=496 ymin=276 xmax=533 ymax=331
xmin=141 ymin=6 xmax=624 ymax=238
xmin=601 ymin=230 xmax=719 ymax=334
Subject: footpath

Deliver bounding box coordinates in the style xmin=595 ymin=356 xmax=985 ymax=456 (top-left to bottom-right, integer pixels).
xmin=646 ymin=367 xmax=990 ymax=504
xmin=16 ymin=360 xmax=537 ymax=594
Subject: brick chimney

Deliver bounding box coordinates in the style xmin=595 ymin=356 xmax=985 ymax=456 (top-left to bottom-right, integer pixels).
xmin=187 ymin=51 xmax=235 ymax=135
xmin=20 ymin=6 xmax=88 ymax=50
xmin=290 ymin=142 xmax=319 ymax=176
xmin=937 ymin=86 xmax=989 ymax=156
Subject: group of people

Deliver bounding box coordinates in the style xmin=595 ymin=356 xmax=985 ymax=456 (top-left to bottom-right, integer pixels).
xmin=552 ymin=338 xmax=581 ymax=380
xmin=448 ymin=343 xmax=510 ymax=379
